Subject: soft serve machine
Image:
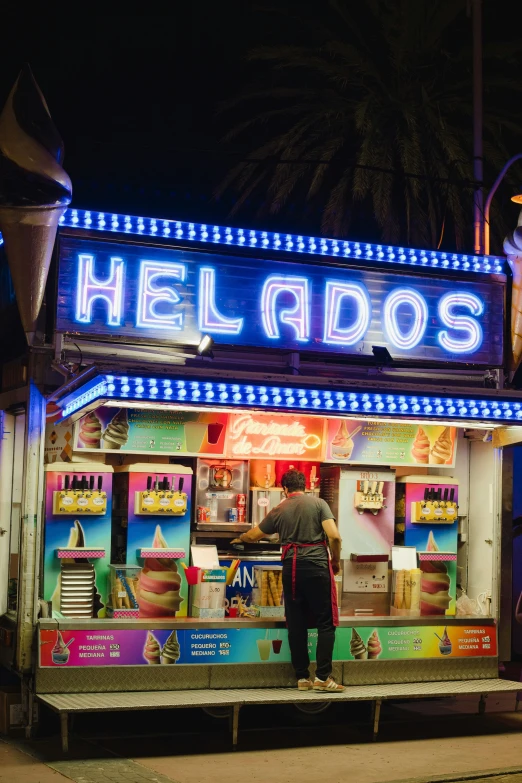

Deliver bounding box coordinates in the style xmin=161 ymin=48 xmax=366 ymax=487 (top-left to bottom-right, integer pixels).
xmin=321 ymin=467 xmax=396 ymax=616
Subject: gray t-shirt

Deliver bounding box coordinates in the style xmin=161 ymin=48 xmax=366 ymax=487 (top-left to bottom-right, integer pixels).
xmin=258 ymin=494 xmax=335 ymax=565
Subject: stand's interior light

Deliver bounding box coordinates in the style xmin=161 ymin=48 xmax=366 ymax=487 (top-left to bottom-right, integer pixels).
xmin=197 ymin=334 xmax=214 ymax=357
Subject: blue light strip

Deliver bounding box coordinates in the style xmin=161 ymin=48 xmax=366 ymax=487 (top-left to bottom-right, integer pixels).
xmin=57 ymin=208 xmax=505 ymax=276
xmin=60 ymin=372 xmax=522 ymax=424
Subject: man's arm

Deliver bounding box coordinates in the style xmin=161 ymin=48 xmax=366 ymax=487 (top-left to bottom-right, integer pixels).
xmin=233 ymin=524 xmax=269 ymax=544
xmin=322 ymin=518 xmax=342 ymax=575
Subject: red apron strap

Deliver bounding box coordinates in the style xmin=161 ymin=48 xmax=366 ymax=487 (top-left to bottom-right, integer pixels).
xmin=282 ymin=540 xmax=338 ymax=626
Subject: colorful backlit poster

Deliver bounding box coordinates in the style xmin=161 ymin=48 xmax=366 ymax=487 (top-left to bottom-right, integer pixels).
xmin=326 ymin=419 xmax=457 ymax=467
xmin=74 ymin=407 xmax=228 ymax=456
xmin=43 ymin=467 xmax=113 ymax=619
xmin=39 ymin=623 xmax=496 ymax=667
xmin=226 ymin=412 xmax=325 ymax=461
xmin=121 ymin=466 xmax=192 ymax=618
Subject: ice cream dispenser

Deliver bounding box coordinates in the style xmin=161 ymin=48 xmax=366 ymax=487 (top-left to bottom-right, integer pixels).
xmin=112 ymin=464 xmax=192 ymax=618
xmin=43 ymin=464 xmax=113 ymax=618
xmin=395 ymin=476 xmax=458 ymax=617
xmin=321 ymin=467 xmax=395 ymax=616
xmin=196 ymin=458 xmax=249 ymax=525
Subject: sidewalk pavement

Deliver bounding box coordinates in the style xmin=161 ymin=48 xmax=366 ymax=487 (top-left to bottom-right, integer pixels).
xmin=3 ymin=691 xmax=522 ymax=783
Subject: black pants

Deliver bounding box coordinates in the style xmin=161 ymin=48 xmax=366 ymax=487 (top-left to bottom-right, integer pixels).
xmin=282 ymin=559 xmax=336 ymax=681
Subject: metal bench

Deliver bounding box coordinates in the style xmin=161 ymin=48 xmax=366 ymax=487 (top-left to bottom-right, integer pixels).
xmin=38 ymin=678 xmax=522 ymax=753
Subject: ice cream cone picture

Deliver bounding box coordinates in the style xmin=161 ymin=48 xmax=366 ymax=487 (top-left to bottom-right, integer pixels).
xmin=429 ymin=428 xmax=453 ymax=465
xmin=143 ymin=632 xmax=161 ymax=664
xmin=426 ymin=531 xmax=440 ymax=552
xmin=102 ymin=409 xmax=129 ymax=450
xmin=367 ymin=630 xmax=382 ymax=659
xmin=161 ymin=631 xmax=181 ymax=664
xmin=411 ymin=426 xmax=430 ymax=464
xmin=350 ymin=628 xmax=368 ymax=659
xmin=79 ymin=411 xmax=102 ymax=448
xmin=137 ymin=526 xmax=182 ymax=618
xmin=420 ymin=562 xmax=451 ymax=616
xmin=0 ymin=66 xmax=72 ymax=343
xmin=503 ymin=214 xmax=522 ymax=373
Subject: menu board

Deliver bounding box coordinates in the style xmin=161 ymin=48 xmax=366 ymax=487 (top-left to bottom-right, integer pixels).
xmin=326 ymin=419 xmax=457 ymax=467
xmin=226 ymin=412 xmax=325 ymax=461
xmin=39 ymin=623 xmax=495 ymax=667
xmin=74 ymin=407 xmax=228 ymax=456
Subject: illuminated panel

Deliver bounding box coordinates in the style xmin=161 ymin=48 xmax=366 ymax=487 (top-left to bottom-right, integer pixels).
xmin=75 ymin=254 xmax=125 ymax=326
xmin=324 ymin=281 xmax=371 ymax=345
xmin=384 ymin=288 xmax=428 ymax=350
xmin=59 ymin=373 xmax=522 ymax=424
xmin=438 ymin=292 xmax=484 ymax=354
xmin=136 ymin=260 xmax=186 ymax=330
xmin=58 ymin=236 xmax=504 ymax=367
xmin=198 ymin=267 xmax=243 ymax=335
xmin=261 ymin=275 xmax=310 ymax=342
xmin=58 ymin=208 xmax=505 ymax=275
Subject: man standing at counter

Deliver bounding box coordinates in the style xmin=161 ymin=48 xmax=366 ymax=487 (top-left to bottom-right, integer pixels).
xmin=234 ymin=470 xmax=344 ymax=693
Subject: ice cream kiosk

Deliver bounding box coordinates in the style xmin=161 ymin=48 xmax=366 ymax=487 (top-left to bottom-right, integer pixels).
xmin=1 ymin=67 xmax=522 ymax=749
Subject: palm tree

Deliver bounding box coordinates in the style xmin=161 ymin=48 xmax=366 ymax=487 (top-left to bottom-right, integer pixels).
xmin=217 ymin=0 xmax=522 ymax=250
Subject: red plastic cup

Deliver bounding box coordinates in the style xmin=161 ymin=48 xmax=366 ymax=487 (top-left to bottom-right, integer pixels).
xmin=184 ymin=566 xmax=201 ymax=585
xmin=228 ymin=607 xmax=238 ymax=618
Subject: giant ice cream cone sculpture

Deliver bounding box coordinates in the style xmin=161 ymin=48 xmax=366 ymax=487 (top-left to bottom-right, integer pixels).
xmin=138 ymin=526 xmax=182 ymax=618
xmin=0 ymin=66 xmax=72 ymax=343
xmin=504 ymin=213 xmax=522 ymax=373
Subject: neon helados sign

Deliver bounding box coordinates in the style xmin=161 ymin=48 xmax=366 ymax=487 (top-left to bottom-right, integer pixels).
xmin=56 ymin=236 xmax=504 ymax=365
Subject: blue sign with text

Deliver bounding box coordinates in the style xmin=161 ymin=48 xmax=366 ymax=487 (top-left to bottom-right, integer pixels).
xmin=56 ymin=237 xmax=504 ymax=365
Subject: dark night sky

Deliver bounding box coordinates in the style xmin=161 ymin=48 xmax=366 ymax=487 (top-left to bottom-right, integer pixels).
xmin=1 ymin=2 xmax=522 ymax=241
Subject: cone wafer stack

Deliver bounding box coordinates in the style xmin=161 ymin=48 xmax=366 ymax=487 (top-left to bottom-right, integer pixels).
xmin=261 ymin=571 xmax=269 ymax=606
xmin=394 ymin=570 xmax=406 ymax=609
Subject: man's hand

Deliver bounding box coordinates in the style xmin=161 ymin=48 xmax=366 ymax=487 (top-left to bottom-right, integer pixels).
xmin=230 ymin=538 xmax=242 ymax=544
xmin=331 ymin=559 xmax=341 ymax=576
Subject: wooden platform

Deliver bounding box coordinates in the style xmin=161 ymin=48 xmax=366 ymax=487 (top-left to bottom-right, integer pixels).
xmin=38 ymin=677 xmax=522 ymax=753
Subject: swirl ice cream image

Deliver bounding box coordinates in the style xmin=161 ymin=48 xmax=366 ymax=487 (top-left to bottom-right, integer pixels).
xmin=138 ymin=526 xmax=182 ymax=618
xmin=411 ymin=426 xmax=430 ymax=464
xmin=429 ymin=427 xmax=453 ymax=465
xmin=350 ymin=628 xmax=368 ymax=659
xmin=102 ymin=409 xmax=129 ymax=450
xmin=143 ymin=632 xmax=160 ymax=664
xmin=161 ymin=631 xmax=181 ymax=665
xmin=504 ymin=215 xmax=522 ymax=372
xmin=367 ymin=630 xmax=382 ymax=660
xmin=51 ymin=631 xmax=70 ymax=665
xmin=79 ymin=411 xmax=102 ymax=448
xmin=0 ymin=66 xmax=72 ymax=342
xmin=420 ymin=562 xmax=451 ymax=616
